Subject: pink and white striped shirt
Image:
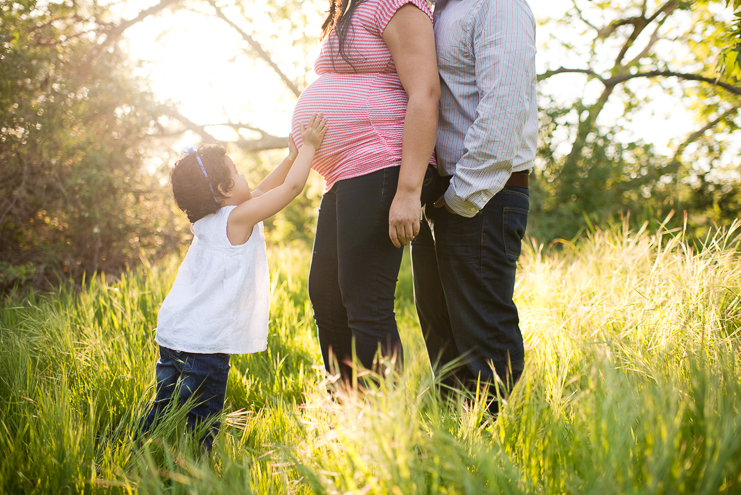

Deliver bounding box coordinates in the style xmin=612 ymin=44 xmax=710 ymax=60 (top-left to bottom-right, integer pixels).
xmin=291 ymin=0 xmax=435 ymax=193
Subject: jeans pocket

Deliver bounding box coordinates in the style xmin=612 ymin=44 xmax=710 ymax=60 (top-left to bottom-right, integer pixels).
xmin=502 ymin=207 xmax=529 ymax=260
xmin=438 ymin=209 xmax=483 ymax=265
xmin=419 ymin=166 xmax=438 ymax=206
xmin=217 ymin=354 xmax=231 ymax=373
xmin=174 ymin=351 xmax=195 ymax=372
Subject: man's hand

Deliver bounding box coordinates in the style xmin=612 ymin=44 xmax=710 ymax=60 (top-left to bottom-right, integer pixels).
xmin=389 ymin=191 xmax=421 ymax=248
xmin=433 ymin=195 xmax=457 ymax=215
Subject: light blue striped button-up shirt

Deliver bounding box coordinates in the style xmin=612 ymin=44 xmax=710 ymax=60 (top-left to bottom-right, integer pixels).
xmin=434 ymin=0 xmax=538 ymax=217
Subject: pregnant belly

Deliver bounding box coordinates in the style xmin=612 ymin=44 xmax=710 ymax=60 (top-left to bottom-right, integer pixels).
xmin=291 ymin=72 xmax=409 ymax=182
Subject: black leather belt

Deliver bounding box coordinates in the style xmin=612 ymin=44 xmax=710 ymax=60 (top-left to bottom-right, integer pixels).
xmin=505 ymin=171 xmax=529 ymax=189
xmin=440 ymin=171 xmax=530 ymax=189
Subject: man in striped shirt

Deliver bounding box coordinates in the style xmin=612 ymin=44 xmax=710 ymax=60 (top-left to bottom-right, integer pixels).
xmin=411 ymin=0 xmax=537 ymax=412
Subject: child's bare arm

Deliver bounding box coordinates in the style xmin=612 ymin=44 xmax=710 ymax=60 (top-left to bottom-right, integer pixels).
xmin=229 ymin=114 xmax=327 ymax=230
xmin=251 ymin=137 xmax=299 ymax=198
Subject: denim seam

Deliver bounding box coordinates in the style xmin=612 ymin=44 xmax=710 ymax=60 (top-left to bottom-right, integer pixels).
xmin=479 ymin=211 xmax=485 ymax=271
xmin=500 ymin=189 xmax=530 ymax=201
xmin=503 ymin=209 xmax=513 ymax=259
xmin=369 ymin=169 xmax=387 ymax=339
xmin=502 ymin=207 xmax=528 ymax=259
xmin=329 ymin=189 xmax=342 ymax=365
xmin=503 ymin=207 xmax=529 ymax=215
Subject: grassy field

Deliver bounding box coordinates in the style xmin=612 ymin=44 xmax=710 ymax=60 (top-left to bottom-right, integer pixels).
xmin=1 ymin=223 xmax=741 ymax=494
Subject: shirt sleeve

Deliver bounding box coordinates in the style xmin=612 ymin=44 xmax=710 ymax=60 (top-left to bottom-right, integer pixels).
xmin=374 ymin=0 xmax=434 ymax=35
xmin=444 ymin=0 xmax=537 ymax=217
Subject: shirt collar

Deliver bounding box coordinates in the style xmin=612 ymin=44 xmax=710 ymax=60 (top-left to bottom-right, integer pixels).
xmin=434 ymin=0 xmax=450 ymax=13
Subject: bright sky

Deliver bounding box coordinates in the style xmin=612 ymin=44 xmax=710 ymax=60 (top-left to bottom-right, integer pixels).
xmin=119 ymin=0 xmax=736 ymax=164
xmin=123 ymin=0 xmax=325 ymax=142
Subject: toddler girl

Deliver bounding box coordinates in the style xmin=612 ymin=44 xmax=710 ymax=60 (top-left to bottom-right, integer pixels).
xmin=139 ymin=114 xmax=327 ymax=451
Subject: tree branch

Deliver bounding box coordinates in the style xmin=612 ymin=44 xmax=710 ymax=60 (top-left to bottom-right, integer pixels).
xmin=214 ymin=121 xmax=268 ymax=135
xmin=671 ymin=105 xmax=741 ymax=162
xmin=155 ymin=106 xmax=289 ymax=151
xmin=613 ymin=1 xmax=676 ymax=67
xmin=571 ymin=0 xmax=600 ymax=33
xmin=605 ymin=71 xmax=741 ymax=95
xmin=206 ymin=0 xmax=301 ymax=97
xmin=597 ymin=16 xmax=642 ymax=40
xmin=623 ymin=17 xmax=666 ymax=68
xmin=539 ymin=67 xmax=741 ymax=96
xmin=644 ymin=0 xmax=679 ymax=27
xmin=233 ymin=134 xmax=289 ymax=152
xmin=76 ymin=0 xmax=182 ymax=75
xmin=538 ymin=67 xmax=605 ymax=82
xmin=102 ymin=0 xmax=182 ymax=46
xmin=158 ymin=106 xmax=220 ymax=143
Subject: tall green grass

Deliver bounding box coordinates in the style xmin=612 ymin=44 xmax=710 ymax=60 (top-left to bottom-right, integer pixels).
xmin=1 ymin=223 xmax=740 ymax=494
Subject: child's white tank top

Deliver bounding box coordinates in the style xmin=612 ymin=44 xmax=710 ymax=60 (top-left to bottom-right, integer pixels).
xmin=156 ymin=206 xmax=269 ymax=354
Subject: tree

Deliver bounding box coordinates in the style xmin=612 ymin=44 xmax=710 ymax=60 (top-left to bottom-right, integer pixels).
xmin=0 ymin=0 xmax=185 ymax=289
xmin=532 ymin=0 xmax=741 ymax=240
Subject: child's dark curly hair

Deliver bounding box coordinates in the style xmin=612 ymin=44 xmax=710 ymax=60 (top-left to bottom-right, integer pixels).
xmin=171 ymin=144 xmax=235 ymax=223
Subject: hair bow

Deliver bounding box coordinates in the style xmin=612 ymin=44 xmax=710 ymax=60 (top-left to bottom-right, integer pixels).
xmin=181 ymin=144 xmax=199 ymax=155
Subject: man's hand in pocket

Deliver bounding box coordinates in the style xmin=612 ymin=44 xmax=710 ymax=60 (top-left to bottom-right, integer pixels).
xmin=433 ymin=195 xmax=457 ymax=215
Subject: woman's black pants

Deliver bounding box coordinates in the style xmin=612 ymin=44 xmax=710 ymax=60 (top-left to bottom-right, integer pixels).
xmin=308 ymin=167 xmax=405 ymax=381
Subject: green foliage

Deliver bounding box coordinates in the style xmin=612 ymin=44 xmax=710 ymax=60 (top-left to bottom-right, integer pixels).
xmin=0 ymin=0 xmax=183 ymax=289
xmin=724 ymin=0 xmax=741 ymax=77
xmin=534 ymin=0 xmax=741 ymax=243
xmin=0 ymin=262 xmax=37 ymax=287
xmin=531 ymin=98 xmax=679 ymax=241
xmin=2 ymin=227 xmax=741 ymax=493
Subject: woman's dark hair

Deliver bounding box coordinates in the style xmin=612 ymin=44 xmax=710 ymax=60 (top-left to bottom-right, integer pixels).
xmin=321 ymin=0 xmax=364 ymax=71
xmin=171 ymin=144 xmax=234 ymax=223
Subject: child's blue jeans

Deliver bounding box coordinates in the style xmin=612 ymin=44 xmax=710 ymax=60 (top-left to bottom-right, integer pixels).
xmin=139 ymin=345 xmax=230 ymax=451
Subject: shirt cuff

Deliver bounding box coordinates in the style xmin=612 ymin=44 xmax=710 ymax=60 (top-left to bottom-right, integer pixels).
xmin=444 ymin=188 xmax=480 ymax=218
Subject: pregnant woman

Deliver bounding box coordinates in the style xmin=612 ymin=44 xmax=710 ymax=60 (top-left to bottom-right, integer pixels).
xmin=291 ymin=0 xmax=440 ymax=383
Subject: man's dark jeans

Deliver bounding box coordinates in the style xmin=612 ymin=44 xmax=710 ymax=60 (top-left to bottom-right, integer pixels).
xmin=411 ymin=176 xmax=528 ymax=410
xmin=139 ymin=345 xmax=230 ymax=451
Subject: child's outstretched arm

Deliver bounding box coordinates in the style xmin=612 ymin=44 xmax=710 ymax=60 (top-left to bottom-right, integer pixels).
xmin=250 ymin=136 xmax=299 ymax=198
xmin=228 ymin=114 xmax=327 ymax=233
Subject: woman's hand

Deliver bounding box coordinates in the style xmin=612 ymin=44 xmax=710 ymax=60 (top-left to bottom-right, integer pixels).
xmin=300 ymin=113 xmax=328 ymax=151
xmin=389 ymin=191 xmax=421 ymax=248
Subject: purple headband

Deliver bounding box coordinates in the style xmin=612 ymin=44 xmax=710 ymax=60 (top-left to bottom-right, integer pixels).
xmin=182 ymin=145 xmax=218 ymax=203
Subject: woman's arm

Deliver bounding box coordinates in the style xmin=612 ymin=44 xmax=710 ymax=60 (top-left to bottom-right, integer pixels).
xmin=251 ymin=136 xmax=299 ymax=198
xmin=383 ymin=4 xmax=440 ymax=248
